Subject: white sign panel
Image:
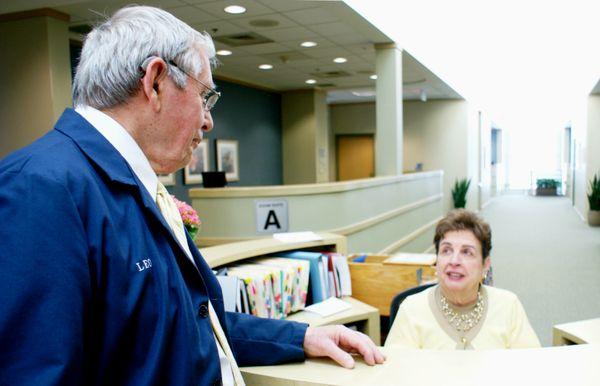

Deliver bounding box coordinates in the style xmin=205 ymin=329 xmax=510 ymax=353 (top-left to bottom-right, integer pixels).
xmin=255 ymin=199 xmax=288 ymax=234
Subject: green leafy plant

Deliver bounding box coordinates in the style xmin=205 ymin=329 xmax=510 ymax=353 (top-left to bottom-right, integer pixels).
xmin=451 ymin=178 xmax=471 ymax=208
xmin=588 ymin=174 xmax=600 ymax=211
xmin=536 ymin=179 xmax=560 ymax=189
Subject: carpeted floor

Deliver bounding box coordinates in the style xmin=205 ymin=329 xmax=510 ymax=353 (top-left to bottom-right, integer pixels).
xmin=479 ymin=193 xmax=600 ymax=346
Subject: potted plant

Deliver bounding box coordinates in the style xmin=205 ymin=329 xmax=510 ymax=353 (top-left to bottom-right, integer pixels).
xmin=451 ymin=178 xmax=471 ymax=209
xmin=536 ymin=179 xmax=560 ymax=196
xmin=588 ymin=173 xmax=600 ymax=226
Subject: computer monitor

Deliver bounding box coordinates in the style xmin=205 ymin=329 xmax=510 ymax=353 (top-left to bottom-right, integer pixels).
xmin=201 ymin=171 xmax=227 ymax=188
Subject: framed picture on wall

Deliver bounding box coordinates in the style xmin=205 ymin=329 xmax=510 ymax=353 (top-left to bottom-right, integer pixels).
xmin=158 ymin=173 xmax=176 ymax=186
xmin=184 ymin=140 xmax=209 ymax=184
xmin=216 ymin=139 xmax=239 ymax=182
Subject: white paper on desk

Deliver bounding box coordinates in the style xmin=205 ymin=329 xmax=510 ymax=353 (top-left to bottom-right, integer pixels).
xmin=384 ymin=253 xmax=436 ymax=265
xmin=303 ymin=297 xmax=351 ymax=317
xmin=273 ymin=231 xmax=323 ymax=243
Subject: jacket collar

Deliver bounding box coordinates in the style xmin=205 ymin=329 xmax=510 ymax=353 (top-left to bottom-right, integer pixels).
xmin=54 ymin=108 xmax=140 ymax=187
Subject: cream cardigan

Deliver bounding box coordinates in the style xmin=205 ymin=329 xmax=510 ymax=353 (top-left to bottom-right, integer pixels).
xmin=386 ymin=285 xmax=541 ymax=349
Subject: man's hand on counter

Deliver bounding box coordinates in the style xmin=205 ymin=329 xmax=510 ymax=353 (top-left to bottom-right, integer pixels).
xmin=303 ymin=325 xmax=386 ymax=369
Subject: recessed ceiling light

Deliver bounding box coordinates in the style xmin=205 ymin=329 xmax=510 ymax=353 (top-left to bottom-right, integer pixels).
xmin=258 ymin=64 xmax=273 ymax=70
xmin=300 ymin=41 xmax=317 ymax=48
xmin=217 ymin=50 xmax=232 ymax=56
xmin=370 ymin=74 xmax=377 ymax=80
xmin=224 ymin=5 xmax=246 ymax=14
xmin=305 ymin=79 xmax=317 ymax=84
xmin=333 ymin=57 xmax=347 ymax=63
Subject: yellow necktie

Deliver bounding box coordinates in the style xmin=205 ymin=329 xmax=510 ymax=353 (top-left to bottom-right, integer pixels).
xmin=208 ymin=303 xmax=246 ymax=386
xmin=155 ymin=181 xmax=245 ymax=385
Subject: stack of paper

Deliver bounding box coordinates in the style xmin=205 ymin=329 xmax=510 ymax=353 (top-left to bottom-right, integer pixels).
xmin=254 ymin=257 xmax=310 ymax=314
xmin=304 ymin=297 xmax=352 ymax=317
xmin=227 ymin=265 xmax=275 ymax=318
xmin=215 ymin=273 xmax=250 ymax=314
xmin=323 ymin=252 xmax=352 ymax=297
xmin=214 ymin=250 xmax=353 ymax=319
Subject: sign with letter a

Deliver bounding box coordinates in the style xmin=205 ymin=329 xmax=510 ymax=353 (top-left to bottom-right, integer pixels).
xmin=255 ymin=199 xmax=288 ymax=234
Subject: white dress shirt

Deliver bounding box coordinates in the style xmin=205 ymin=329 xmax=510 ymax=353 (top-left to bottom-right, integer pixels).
xmin=75 ymin=105 xmax=234 ymax=385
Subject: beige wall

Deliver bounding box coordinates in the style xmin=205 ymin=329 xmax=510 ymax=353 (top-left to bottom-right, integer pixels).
xmin=281 ymin=90 xmax=330 ymax=184
xmin=403 ymin=99 xmax=474 ymax=212
xmin=0 ymin=14 xmax=72 ymax=158
xmin=330 ymin=103 xmax=376 ymax=135
xmin=328 ymin=100 xmax=483 ymax=212
xmin=329 ymin=102 xmax=376 ymax=179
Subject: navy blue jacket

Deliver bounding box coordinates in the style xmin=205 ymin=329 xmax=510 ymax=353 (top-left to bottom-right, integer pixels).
xmin=0 ymin=109 xmax=307 ymax=386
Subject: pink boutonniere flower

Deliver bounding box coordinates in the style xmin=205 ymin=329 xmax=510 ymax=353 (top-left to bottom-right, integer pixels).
xmin=172 ymin=196 xmax=201 ymax=240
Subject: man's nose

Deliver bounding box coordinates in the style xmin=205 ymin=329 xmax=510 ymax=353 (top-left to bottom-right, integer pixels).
xmin=202 ymin=109 xmax=214 ymax=132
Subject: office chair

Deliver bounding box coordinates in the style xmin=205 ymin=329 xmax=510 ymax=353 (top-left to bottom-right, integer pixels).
xmin=389 ymin=283 xmax=437 ymax=329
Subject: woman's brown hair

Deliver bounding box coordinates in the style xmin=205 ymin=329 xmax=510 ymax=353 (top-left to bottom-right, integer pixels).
xmin=434 ymin=209 xmax=492 ymax=259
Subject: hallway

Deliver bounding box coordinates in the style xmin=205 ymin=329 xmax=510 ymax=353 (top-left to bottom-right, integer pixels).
xmin=480 ymin=193 xmax=600 ymax=346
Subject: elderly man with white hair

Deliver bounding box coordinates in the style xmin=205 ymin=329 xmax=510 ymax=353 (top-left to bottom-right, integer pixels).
xmin=0 ymin=5 xmax=383 ymax=386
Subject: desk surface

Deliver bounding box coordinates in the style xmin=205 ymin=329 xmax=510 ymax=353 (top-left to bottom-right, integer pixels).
xmin=553 ymin=318 xmax=600 ymax=345
xmin=241 ymin=345 xmax=600 ymax=386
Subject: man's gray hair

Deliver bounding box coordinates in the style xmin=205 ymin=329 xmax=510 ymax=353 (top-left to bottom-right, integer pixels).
xmin=73 ymin=5 xmax=216 ymax=109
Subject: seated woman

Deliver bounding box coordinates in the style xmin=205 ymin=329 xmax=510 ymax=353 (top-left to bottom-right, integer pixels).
xmin=386 ymin=209 xmax=540 ymax=349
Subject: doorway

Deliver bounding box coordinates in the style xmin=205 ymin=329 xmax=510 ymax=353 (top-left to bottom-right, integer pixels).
xmin=336 ymin=135 xmax=375 ymax=181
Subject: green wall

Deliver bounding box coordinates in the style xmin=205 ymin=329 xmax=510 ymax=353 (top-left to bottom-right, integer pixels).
xmin=170 ymin=79 xmax=283 ymax=202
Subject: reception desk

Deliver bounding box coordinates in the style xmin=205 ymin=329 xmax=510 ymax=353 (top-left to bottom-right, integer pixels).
xmin=189 ymin=171 xmax=443 ymax=254
xmin=241 ymin=345 xmax=600 ymax=385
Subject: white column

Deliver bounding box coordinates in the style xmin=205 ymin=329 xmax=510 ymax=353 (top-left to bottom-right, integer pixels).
xmin=375 ymin=43 xmax=403 ymax=176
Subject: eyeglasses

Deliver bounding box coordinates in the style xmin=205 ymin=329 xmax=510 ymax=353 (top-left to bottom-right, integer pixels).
xmin=167 ymin=61 xmax=221 ymax=111
xmin=139 ymin=57 xmax=221 ymax=112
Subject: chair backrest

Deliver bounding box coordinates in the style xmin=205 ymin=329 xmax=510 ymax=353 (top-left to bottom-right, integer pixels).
xmin=389 ymin=283 xmax=437 ymax=329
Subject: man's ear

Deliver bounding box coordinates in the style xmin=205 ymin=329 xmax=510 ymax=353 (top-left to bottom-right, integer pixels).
xmin=140 ymin=58 xmax=169 ymax=111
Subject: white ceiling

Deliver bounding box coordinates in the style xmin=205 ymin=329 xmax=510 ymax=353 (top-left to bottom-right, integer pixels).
xmin=1 ymin=0 xmax=463 ymax=103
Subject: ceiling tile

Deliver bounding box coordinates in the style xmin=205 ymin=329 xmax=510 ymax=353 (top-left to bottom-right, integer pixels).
xmin=326 ymin=32 xmax=370 ymax=46
xmin=165 ymin=5 xmax=219 ymax=24
xmin=241 ymin=42 xmax=290 ymax=55
xmin=257 ymin=26 xmax=319 ymax=41
xmin=229 ymin=12 xmax=298 ymax=31
xmin=191 ymin=20 xmax=246 ymax=36
xmin=191 ymin=0 xmax=274 ymax=19
xmin=142 ymin=0 xmax=189 ymax=8
xmin=282 ymin=7 xmax=338 ymax=25
xmin=307 ymin=22 xmax=357 ymax=37
xmin=255 ymin=0 xmax=317 ymax=13
xmin=301 ymin=46 xmax=353 ymax=60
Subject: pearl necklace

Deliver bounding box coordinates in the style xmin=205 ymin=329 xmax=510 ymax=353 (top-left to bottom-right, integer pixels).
xmin=440 ymin=291 xmax=484 ymax=332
